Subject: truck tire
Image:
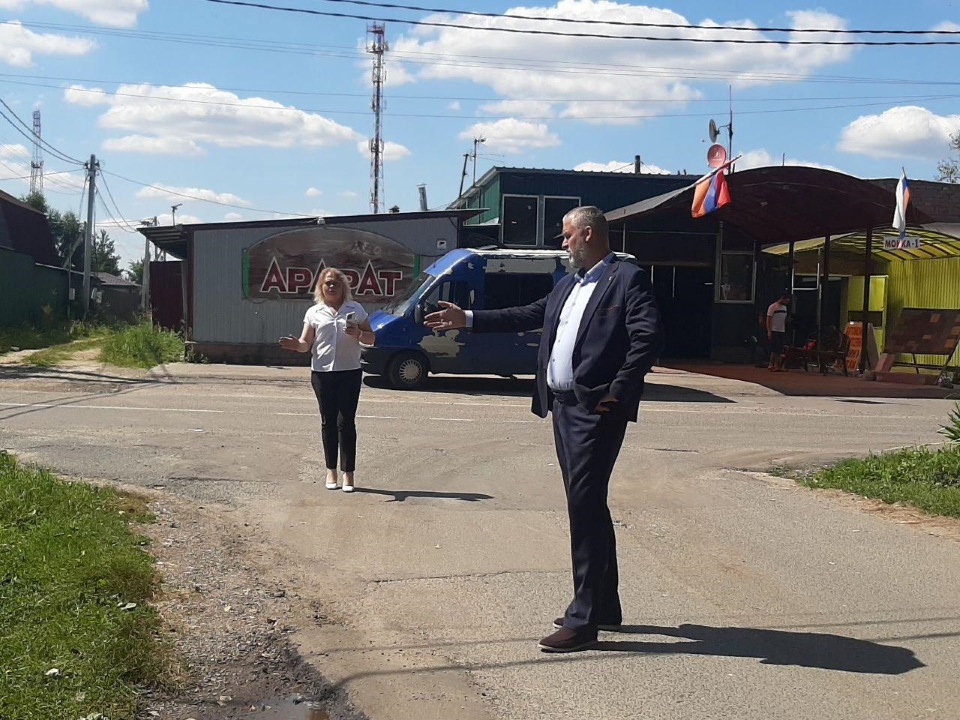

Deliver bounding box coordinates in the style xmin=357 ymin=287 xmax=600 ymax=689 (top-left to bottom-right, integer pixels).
xmin=387 ymin=351 xmax=429 ymax=390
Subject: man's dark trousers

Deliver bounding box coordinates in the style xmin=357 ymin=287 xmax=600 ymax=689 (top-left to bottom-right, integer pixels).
xmin=552 ymin=390 xmax=628 ymax=630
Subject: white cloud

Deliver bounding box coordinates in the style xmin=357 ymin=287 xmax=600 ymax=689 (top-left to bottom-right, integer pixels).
xmin=737 ymin=148 xmax=844 ymax=173
xmin=480 ymin=100 xmax=556 ymax=119
xmin=459 ymin=118 xmax=560 ymax=154
xmin=0 ymin=20 xmax=95 ymax=67
xmin=135 ymin=183 xmax=250 ymax=207
xmin=64 ymin=82 xmax=362 ymax=154
xmin=356 ymin=139 xmax=412 ymax=161
xmin=339 ymin=191 xmax=359 ymax=199
xmin=933 ymin=21 xmax=960 ymax=32
xmin=0 ymin=143 xmax=86 ymax=190
xmin=574 ymin=159 xmax=670 ymax=174
xmin=0 ymin=1 xmax=148 ymax=28
xmin=224 ymin=212 xmax=244 ymax=221
xmin=154 ymin=212 xmax=203 ymax=226
xmin=838 ymin=106 xmax=960 ymax=159
xmin=448 ymin=100 xmax=462 ymax=111
xmin=102 ymin=134 xmax=204 ymax=156
xmin=391 ymin=3 xmax=853 ymax=125
xmin=305 ymin=187 xmax=323 ymax=197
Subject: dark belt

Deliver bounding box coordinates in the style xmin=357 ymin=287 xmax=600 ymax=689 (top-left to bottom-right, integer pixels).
xmin=552 ymin=389 xmax=578 ymax=405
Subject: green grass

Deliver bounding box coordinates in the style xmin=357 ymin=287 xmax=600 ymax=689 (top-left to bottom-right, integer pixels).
xmin=20 ymin=336 xmax=107 ymax=367
xmin=792 ymin=444 xmax=960 ymax=518
xmin=0 ymin=321 xmax=100 ymax=356
xmin=100 ymin=322 xmax=184 ymax=369
xmin=0 ymin=452 xmax=168 ymax=719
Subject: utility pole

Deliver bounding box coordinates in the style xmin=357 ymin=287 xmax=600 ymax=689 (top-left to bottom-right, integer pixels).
xmin=472 ymin=136 xmax=485 ymax=185
xmin=82 ymin=154 xmax=98 ymax=316
xmin=367 ymin=23 xmax=387 ymax=214
xmin=458 ymin=152 xmax=470 ymax=198
xmin=634 ymin=155 xmax=642 ymax=174
xmin=171 ymin=203 xmax=182 ymax=225
xmin=29 ymin=110 xmax=43 ymax=195
xmin=140 ymin=216 xmax=157 ymax=311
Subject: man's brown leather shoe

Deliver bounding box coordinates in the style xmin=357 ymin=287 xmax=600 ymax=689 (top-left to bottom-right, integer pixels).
xmin=538 ymin=626 xmax=598 ymax=653
xmin=553 ymin=617 xmax=621 ymax=631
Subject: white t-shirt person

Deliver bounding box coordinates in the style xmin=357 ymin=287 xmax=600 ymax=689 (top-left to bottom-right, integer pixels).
xmin=767 ymin=300 xmax=788 ymax=334
xmin=303 ymin=300 xmax=368 ymax=372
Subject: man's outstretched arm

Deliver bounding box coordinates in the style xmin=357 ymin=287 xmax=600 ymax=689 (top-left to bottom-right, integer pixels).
xmin=424 ymin=296 xmax=549 ymax=334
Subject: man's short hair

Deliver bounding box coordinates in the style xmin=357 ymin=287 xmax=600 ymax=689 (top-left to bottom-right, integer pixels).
xmin=564 ymin=206 xmax=608 ymax=238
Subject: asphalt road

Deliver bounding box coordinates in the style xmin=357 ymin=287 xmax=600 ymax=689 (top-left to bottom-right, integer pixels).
xmin=2 ymin=363 xmax=960 ymax=720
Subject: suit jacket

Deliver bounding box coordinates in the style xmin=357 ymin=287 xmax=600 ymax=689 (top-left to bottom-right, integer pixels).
xmin=472 ymin=257 xmax=663 ymax=422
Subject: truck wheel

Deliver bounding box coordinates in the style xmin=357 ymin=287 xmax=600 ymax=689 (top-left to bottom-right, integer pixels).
xmin=387 ymin=352 xmax=428 ymax=389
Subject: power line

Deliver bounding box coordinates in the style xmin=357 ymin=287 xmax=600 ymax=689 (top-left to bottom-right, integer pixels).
xmin=4 ymin=76 xmax=956 ymax=121
xmin=0 ymin=99 xmax=84 ymax=165
xmin=308 ymin=0 xmax=960 ymax=36
xmin=6 ymin=21 xmax=959 ymax=87
xmin=101 ymin=169 xmax=314 ymax=217
xmin=5 ymin=71 xmax=960 ymax=102
xmin=97 ymin=173 xmax=141 ymax=234
xmin=203 ymin=0 xmax=960 ymax=46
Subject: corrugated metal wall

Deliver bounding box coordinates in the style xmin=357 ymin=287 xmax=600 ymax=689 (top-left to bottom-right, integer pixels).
xmin=887 ymin=256 xmax=960 ymax=366
xmin=0 ymin=248 xmax=69 ymax=325
xmin=192 ymin=218 xmax=459 ymax=345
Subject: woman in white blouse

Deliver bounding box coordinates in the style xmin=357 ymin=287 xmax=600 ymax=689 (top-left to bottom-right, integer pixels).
xmin=279 ymin=267 xmax=375 ymax=492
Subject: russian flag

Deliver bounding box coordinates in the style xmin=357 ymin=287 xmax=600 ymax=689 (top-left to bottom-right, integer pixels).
xmin=691 ymin=169 xmax=731 ymax=218
xmin=892 ymin=169 xmax=911 ymax=238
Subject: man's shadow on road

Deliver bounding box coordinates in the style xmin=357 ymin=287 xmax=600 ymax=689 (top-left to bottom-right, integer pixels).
xmin=353 ymin=487 xmax=493 ymax=503
xmin=596 ymin=624 xmax=925 ymax=675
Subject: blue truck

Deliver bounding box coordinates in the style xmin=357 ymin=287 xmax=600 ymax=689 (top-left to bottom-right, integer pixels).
xmin=362 ymin=248 xmax=610 ymax=388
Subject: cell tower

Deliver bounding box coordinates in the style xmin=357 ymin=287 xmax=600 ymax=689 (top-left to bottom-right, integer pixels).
xmin=367 ymin=23 xmax=386 ymax=214
xmin=29 ymin=110 xmax=43 ymax=195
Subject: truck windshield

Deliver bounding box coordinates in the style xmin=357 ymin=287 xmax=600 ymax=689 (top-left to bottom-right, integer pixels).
xmin=381 ymin=272 xmax=435 ymax=316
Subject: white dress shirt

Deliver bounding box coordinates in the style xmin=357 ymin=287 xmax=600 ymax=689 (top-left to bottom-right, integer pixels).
xmin=303 ymin=300 xmax=368 ymax=372
xmin=463 ymin=254 xmax=614 ymax=391
xmin=547 ymin=254 xmax=614 ymax=391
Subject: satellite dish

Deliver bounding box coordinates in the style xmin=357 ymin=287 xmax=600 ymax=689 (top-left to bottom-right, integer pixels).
xmin=708 ymin=119 xmax=719 ymax=144
xmin=707 ymin=143 xmax=727 ymax=168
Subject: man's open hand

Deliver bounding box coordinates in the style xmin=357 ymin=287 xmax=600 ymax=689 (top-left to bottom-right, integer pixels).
xmin=424 ymin=301 xmax=467 ymax=331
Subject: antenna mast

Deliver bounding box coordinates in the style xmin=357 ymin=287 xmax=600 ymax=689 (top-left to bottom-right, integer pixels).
xmin=29 ymin=110 xmax=43 ymax=195
xmin=367 ymin=23 xmax=387 ymax=214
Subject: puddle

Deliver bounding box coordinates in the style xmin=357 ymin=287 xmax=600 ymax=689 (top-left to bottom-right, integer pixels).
xmin=241 ymin=698 xmax=329 ymax=720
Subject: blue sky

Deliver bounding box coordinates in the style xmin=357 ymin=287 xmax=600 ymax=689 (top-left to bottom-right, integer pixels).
xmin=0 ymin=0 xmax=958 ymax=268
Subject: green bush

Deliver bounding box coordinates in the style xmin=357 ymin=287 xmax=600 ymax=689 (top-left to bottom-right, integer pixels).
xmin=100 ymin=322 xmax=184 ymax=368
xmin=939 ymin=402 xmax=960 ymax=444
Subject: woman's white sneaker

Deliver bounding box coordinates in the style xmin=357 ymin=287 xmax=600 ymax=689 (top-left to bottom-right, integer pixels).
xmin=342 ymin=482 xmax=355 ymax=493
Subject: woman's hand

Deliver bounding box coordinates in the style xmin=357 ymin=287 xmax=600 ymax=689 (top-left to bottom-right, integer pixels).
xmin=279 ymin=335 xmax=304 ymax=351
xmin=344 ymin=324 xmax=361 ymax=339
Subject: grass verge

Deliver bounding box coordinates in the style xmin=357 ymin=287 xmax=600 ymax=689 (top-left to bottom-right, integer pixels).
xmin=790 ymin=444 xmax=960 ymax=519
xmin=0 ymin=452 xmax=168 ymax=719
xmin=0 ymin=321 xmax=100 ymax=356
xmin=100 ymin=322 xmax=184 ymax=369
xmin=21 ymin=336 xmax=107 ymax=367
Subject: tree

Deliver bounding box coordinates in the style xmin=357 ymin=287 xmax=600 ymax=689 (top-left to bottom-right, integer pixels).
xmin=92 ymin=228 xmax=121 ymax=276
xmin=126 ymin=259 xmax=144 ymax=285
xmin=937 ymin=130 xmax=960 ymax=184
xmin=49 ymin=209 xmax=85 ymax=270
xmin=21 ymin=190 xmax=49 ymax=214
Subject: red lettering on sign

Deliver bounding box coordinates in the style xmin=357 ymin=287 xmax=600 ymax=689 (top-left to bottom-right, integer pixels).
xmin=356 ymin=260 xmax=384 ymax=296
xmin=342 ymin=269 xmax=360 ymax=289
xmin=379 ymin=270 xmax=403 ymax=296
xmin=286 ymin=267 xmax=313 ymax=293
xmin=260 ymin=257 xmax=288 ymax=294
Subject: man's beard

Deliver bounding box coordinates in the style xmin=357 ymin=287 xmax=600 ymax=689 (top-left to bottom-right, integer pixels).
xmin=568 ymin=246 xmax=587 ymax=269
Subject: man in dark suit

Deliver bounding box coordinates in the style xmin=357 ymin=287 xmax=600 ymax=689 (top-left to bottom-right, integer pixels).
xmin=425 ymin=206 xmax=663 ymax=652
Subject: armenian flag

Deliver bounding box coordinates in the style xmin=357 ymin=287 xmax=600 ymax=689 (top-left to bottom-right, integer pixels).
xmin=691 ymin=169 xmax=731 ymax=218
xmin=892 ymin=169 xmax=911 ymax=238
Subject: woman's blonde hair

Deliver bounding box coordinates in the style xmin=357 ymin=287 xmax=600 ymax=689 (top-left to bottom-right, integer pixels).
xmin=313 ymin=267 xmax=354 ymax=304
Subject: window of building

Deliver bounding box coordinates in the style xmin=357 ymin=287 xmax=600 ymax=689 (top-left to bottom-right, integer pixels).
xmin=501 ymin=195 xmax=539 ymax=246
xmin=717 ymin=253 xmax=755 ymax=303
xmin=543 ymin=196 xmax=581 ymax=248
xmin=484 ymin=273 xmax=554 ymax=310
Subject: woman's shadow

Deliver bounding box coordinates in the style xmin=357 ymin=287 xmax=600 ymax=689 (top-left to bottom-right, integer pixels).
xmin=596 ymin=624 xmax=926 ymax=675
